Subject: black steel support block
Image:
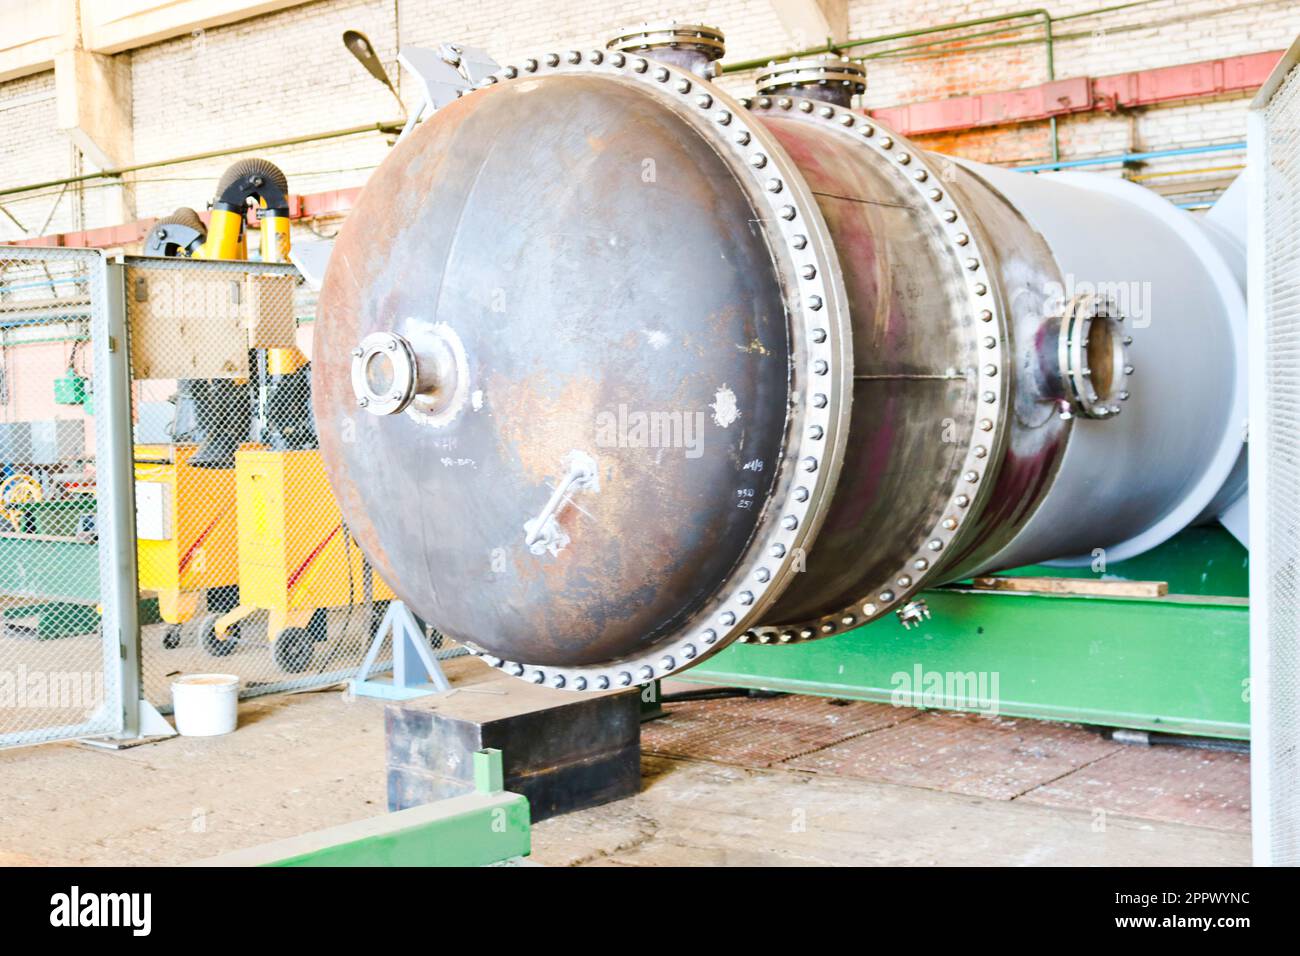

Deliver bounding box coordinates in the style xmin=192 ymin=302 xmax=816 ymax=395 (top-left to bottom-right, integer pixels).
xmin=386 ymin=677 xmax=641 ymax=821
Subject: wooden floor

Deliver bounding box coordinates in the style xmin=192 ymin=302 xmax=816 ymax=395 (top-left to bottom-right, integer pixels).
xmin=0 ymin=659 xmax=1250 ymax=866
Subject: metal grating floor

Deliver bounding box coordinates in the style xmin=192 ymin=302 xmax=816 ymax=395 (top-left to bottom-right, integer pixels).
xmin=1019 ymin=745 xmax=1251 ymax=832
xmin=783 ymin=710 xmax=1121 ymax=800
xmin=642 ymin=693 xmax=1250 ymax=832
xmin=643 ymin=693 xmax=919 ymax=767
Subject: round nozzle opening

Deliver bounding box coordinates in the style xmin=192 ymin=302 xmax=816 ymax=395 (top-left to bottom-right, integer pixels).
xmin=364 ymin=350 xmax=396 ymax=396
xmin=1086 ymin=318 xmax=1117 ymax=397
xmin=1059 ymin=294 xmax=1131 ymax=420
xmin=350 ymin=326 xmax=467 ymax=424
xmin=755 ymin=54 xmax=866 ymax=107
xmin=607 ymin=21 xmax=725 ymax=77
xmin=351 ymin=331 xmax=421 ymax=416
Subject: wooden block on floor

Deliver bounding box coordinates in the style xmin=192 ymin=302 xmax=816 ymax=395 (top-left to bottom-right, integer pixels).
xmin=969 ymin=576 xmax=1168 ymax=598
xmin=386 ymin=676 xmax=640 ymax=822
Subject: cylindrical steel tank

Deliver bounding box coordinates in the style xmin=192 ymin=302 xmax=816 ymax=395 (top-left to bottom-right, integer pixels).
xmin=313 ymin=27 xmax=1246 ymax=689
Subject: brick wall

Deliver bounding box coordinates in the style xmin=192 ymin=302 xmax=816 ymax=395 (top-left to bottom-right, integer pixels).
xmin=848 ymin=0 xmax=1300 ymax=168
xmin=0 ymin=71 xmax=76 ymax=239
xmin=127 ymin=0 xmax=399 ymax=222
xmin=1 ymin=0 xmax=1298 ymax=242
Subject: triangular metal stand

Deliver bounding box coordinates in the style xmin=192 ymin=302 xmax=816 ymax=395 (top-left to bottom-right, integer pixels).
xmin=135 ymin=699 xmax=178 ymax=737
xmin=82 ymin=699 xmax=177 ymax=750
xmin=349 ymin=601 xmax=451 ymax=700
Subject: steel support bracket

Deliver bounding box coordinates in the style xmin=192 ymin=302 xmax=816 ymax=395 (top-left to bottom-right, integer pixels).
xmin=397 ymin=44 xmax=500 ymax=142
xmin=350 ymin=600 xmax=451 ymax=700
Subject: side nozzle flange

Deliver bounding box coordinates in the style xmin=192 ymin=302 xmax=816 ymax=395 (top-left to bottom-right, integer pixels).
xmin=1058 ymin=293 xmax=1132 ymax=420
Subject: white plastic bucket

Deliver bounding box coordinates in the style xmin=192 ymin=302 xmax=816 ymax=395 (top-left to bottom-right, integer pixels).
xmin=171 ymin=673 xmax=240 ymax=737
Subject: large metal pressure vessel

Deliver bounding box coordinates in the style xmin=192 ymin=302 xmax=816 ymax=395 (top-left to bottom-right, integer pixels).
xmin=313 ymin=27 xmax=1246 ymax=689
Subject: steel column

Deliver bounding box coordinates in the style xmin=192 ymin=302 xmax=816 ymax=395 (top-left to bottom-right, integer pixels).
xmin=99 ymin=257 xmax=146 ymax=737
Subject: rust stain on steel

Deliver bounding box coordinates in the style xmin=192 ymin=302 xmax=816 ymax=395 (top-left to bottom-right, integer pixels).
xmin=487 ymin=367 xmax=694 ymax=633
xmin=488 ymin=370 xmax=604 ymax=486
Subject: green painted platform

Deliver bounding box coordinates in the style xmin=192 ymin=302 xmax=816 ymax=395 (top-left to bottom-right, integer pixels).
xmin=199 ymin=750 xmax=531 ymax=867
xmin=683 ymin=527 xmax=1250 ymax=740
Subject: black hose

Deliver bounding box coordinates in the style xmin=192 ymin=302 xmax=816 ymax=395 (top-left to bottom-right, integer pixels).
xmin=660 ymin=687 xmax=784 ymax=704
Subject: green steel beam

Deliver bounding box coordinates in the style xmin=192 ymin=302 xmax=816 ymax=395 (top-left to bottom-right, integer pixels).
xmin=201 ymin=750 xmax=531 ymax=867
xmin=683 ymin=529 xmax=1249 ymax=740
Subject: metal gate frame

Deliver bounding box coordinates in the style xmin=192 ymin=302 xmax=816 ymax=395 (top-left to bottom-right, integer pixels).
xmin=103 ymin=255 xmax=158 ymax=739
xmin=0 ymin=247 xmax=138 ymax=748
xmin=4 ymin=246 xmax=447 ymax=748
xmin=117 ymin=253 xmax=418 ymax=708
xmin=1248 ymin=36 xmax=1300 ymax=868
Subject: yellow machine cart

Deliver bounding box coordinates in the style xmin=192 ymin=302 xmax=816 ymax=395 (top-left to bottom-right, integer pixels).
xmin=202 ymin=447 xmax=394 ymax=672
xmin=141 ymin=158 xmax=389 ymax=673
xmin=134 ymin=443 xmax=241 ymax=650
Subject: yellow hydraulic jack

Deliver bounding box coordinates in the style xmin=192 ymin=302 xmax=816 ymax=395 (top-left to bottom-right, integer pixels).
xmin=135 ymin=443 xmax=244 ymax=650
xmin=144 ymin=158 xmax=291 ymax=264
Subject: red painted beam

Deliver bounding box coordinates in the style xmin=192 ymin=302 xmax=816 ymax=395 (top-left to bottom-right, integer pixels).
xmin=870 ymin=49 xmax=1283 ymax=137
xmin=294 ymin=187 xmax=362 ymax=219
xmin=7 ymin=186 xmax=365 ymax=250
xmin=63 ymin=220 xmax=156 ymax=248
xmin=12 ymin=219 xmax=154 ymax=248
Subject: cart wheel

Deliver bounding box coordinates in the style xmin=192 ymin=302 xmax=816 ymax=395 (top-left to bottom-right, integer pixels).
xmin=274 ymin=627 xmax=314 ymax=673
xmin=369 ymin=600 xmax=391 ymax=639
xmin=307 ymin=608 xmax=329 ymax=643
xmin=161 ymin=624 xmax=182 ymax=650
xmin=201 ymin=614 xmax=240 ymax=657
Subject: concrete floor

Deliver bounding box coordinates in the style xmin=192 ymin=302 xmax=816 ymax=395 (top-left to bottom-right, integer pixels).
xmin=0 ymin=657 xmax=1250 ymax=866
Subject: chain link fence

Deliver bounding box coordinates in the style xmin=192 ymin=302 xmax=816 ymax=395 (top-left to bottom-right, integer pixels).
xmin=1 ymin=244 xmax=459 ymax=748
xmin=0 ymin=247 xmax=123 ymax=748
xmin=124 ymin=255 xmax=456 ymax=709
